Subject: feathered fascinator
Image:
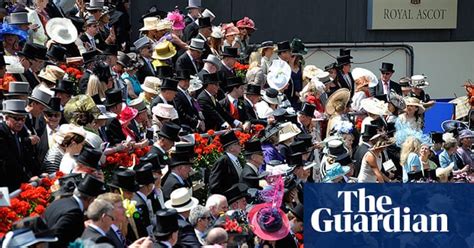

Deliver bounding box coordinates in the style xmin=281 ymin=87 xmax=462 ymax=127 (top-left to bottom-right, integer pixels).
xmin=258 ymin=175 xmax=284 ymax=208
xmin=332 ymin=120 xmax=354 ymax=135
xmin=394 ymin=120 xmax=432 ymax=147
xmin=0 ymin=21 xmax=28 ymax=41
xmin=64 ymin=95 xmax=100 ymax=125
xmin=166 ymin=10 xmax=185 ymax=30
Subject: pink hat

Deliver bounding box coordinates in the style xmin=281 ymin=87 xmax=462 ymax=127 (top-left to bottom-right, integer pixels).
xmin=166 ymin=10 xmax=185 ymax=31
xmin=222 ymin=23 xmax=240 ymax=36
xmin=236 ymin=17 xmax=256 ymax=30
xmin=119 ymin=106 xmax=138 ymax=124
xmin=248 ymin=203 xmax=290 ymax=241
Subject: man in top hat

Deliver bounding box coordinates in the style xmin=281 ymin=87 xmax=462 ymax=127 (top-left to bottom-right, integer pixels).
xmin=162 ymin=143 xmax=195 ymax=201
xmin=147 ymin=121 xmax=181 ymax=167
xmin=174 ymin=69 xmax=205 ymax=132
xmin=223 ymin=183 xmax=249 ymax=211
xmin=193 ymin=17 xmax=212 ymax=58
xmin=25 ymin=85 xmax=52 ymax=138
xmin=52 ymin=79 xmax=75 ymax=107
xmin=197 ymin=73 xmax=238 ymax=131
xmin=46 ymin=44 xmax=68 ymax=65
xmin=335 ymin=55 xmax=355 ymax=96
xmin=138 ymin=153 xmax=166 ymax=212
xmin=297 ymin=102 xmax=318 ymax=134
xmin=15 ymin=42 xmax=48 ymax=89
xmin=79 ymin=16 xmax=105 ymax=53
xmin=4 ymin=81 xmax=29 ymax=100
xmin=370 ymin=62 xmax=402 ymax=97
xmin=38 ymin=97 xmax=62 ymax=163
xmin=219 ymin=76 xmax=248 ymax=124
xmin=45 ymin=174 xmax=106 ymax=248
xmin=240 ymin=139 xmax=266 ymax=189
xmin=134 ymin=36 xmax=156 ymax=83
xmin=276 ymin=40 xmax=292 ymax=63
xmin=0 ymin=99 xmax=39 ymax=191
xmin=85 ymin=0 xmax=106 ymax=19
xmin=71 ymin=146 xmax=104 ymax=179
xmin=184 ymin=0 xmax=202 ymax=26
xmin=353 ymin=124 xmax=379 ymax=177
xmin=243 ymin=84 xmax=262 ymax=124
xmin=81 ymin=198 xmax=115 ymax=245
xmin=151 ymin=78 xmax=179 ymax=107
xmin=175 ymin=38 xmax=204 ymax=75
xmin=132 ymin=165 xmax=158 ymax=238
xmin=78 ymin=49 xmax=101 ymax=94
xmin=154 ymin=209 xmax=180 ymax=247
xmin=209 ymin=130 xmax=243 ymax=194
xmin=129 ymin=98 xmax=151 ymax=138
xmin=104 ymin=88 xmax=126 ymax=146
xmin=219 ymin=47 xmax=239 ymax=79
xmin=197 ymin=54 xmax=220 ymax=81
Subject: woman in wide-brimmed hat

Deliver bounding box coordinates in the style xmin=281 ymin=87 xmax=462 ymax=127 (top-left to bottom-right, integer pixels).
xmin=398 ymin=97 xmax=425 ymax=130
xmin=358 ymin=135 xmax=394 ymax=183
xmin=325 ymin=88 xmax=350 ymax=138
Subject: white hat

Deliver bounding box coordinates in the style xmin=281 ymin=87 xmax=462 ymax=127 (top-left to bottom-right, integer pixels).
xmin=164 ymin=188 xmax=199 ymax=212
xmin=85 ymin=130 xmax=103 ymax=149
xmin=140 ymin=17 xmax=160 ymax=31
xmin=410 ymin=75 xmax=430 ymax=88
xmin=141 ymin=76 xmax=162 ymax=95
xmin=210 ymin=26 xmax=223 ymax=39
xmin=97 ymin=105 xmax=117 ymax=120
xmin=267 ymin=60 xmax=291 ymax=90
xmin=54 ymin=124 xmax=86 ymax=144
xmin=352 ymin=67 xmax=378 ymax=88
xmin=436 ymin=163 xmax=454 ymax=182
xmin=201 ymin=9 xmax=215 ymax=20
xmin=278 ymin=122 xmax=301 ymax=143
xmin=302 ymin=65 xmax=322 ymax=81
xmin=361 ymin=98 xmax=390 ymax=116
xmin=188 ymin=76 xmax=203 ymax=92
xmin=152 ymin=103 xmax=178 ymax=120
xmin=45 ymin=18 xmax=78 ymax=45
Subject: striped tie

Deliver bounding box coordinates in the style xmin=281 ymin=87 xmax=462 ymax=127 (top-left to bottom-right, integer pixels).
xmin=115 ymin=228 xmax=127 ymax=247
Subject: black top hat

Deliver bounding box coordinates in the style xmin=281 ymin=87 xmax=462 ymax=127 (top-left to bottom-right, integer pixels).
xmin=158 ymin=122 xmax=181 ymax=142
xmin=287 ymin=153 xmax=303 ymax=167
xmin=109 ymin=170 xmax=140 ymax=192
xmin=91 ymin=94 xmax=103 ymax=105
xmin=327 ymin=140 xmax=349 ymax=161
xmin=284 ymin=113 xmax=298 ymax=124
xmin=104 ymin=88 xmax=124 ymax=107
xmin=138 ymin=153 xmax=164 ymax=171
xmin=294 ymin=133 xmax=312 ymax=152
xmin=245 ymin=84 xmax=261 ymax=95
xmin=380 ymin=62 xmax=395 ymax=73
xmin=203 ymin=73 xmax=221 ymax=85
xmin=46 ymin=44 xmax=67 ymax=62
xmin=339 ymin=48 xmax=353 ymax=59
xmin=276 ymin=41 xmax=291 ymax=52
xmin=362 ymin=124 xmax=378 ymax=139
xmin=156 ymin=66 xmax=174 ymax=79
xmin=85 ymin=0 xmax=105 ymax=11
xmin=117 ymin=53 xmax=132 ymax=67
xmin=82 ymin=49 xmax=101 ymax=64
xmin=173 ymin=143 xmax=196 ymax=156
xmin=226 ymin=76 xmax=245 ymax=90
xmin=298 ymin=103 xmax=316 ymax=117
xmin=77 ymin=174 xmax=106 ymax=197
xmin=154 ymin=208 xmax=179 ymax=236
xmin=134 ymin=164 xmax=156 ymax=186
xmin=51 ymin=79 xmax=75 ymax=95
xmin=198 ymin=17 xmax=212 ymax=29
xmin=221 ymin=47 xmax=239 ymax=58
xmin=45 ymin=97 xmax=61 ymax=113
xmin=290 ymin=204 xmax=303 ymax=221
xmin=243 ymin=139 xmax=263 ymax=156
xmin=370 ymin=118 xmax=387 ymax=129
xmin=221 ymin=130 xmax=239 ymax=148
xmin=431 ymin=132 xmax=443 ymax=144
xmin=324 ymin=62 xmax=337 ymax=71
xmin=289 ymin=140 xmax=309 ymax=156
xmin=169 ymin=152 xmax=194 ymax=167
xmin=336 ymin=55 xmax=351 ymax=67
xmin=102 ymin=44 xmax=118 ymax=56
xmin=160 ymin=78 xmax=179 ymax=91
xmin=28 ymin=86 xmax=52 ymax=108
xmin=4 ymin=82 xmax=29 ymax=97
xmin=271 ymin=108 xmax=286 ymax=123
xmin=175 ymin=70 xmax=191 ymax=81
xmin=374 ymin=94 xmax=388 ymax=102
xmin=55 ymin=173 xmax=82 ymax=197
xmin=284 ymin=174 xmax=298 ymax=192
xmin=76 ymin=147 xmax=102 ymax=169
xmin=18 ymin=43 xmax=47 ymax=60
xmin=223 ymin=183 xmax=249 ymax=205
xmin=260 ymin=41 xmax=274 ymax=49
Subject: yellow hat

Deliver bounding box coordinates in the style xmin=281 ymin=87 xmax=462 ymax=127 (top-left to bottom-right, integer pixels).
xmin=152 ymin=41 xmax=177 ymax=60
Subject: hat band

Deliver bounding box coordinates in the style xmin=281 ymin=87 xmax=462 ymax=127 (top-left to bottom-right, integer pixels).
xmin=172 ymin=197 xmax=192 ymax=208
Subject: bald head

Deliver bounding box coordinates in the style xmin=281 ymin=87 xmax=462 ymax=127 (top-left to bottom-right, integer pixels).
xmin=205 ymin=227 xmax=228 ymax=246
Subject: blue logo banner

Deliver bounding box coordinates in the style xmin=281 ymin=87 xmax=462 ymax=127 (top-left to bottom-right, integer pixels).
xmin=304 ymin=184 xmax=474 ymax=248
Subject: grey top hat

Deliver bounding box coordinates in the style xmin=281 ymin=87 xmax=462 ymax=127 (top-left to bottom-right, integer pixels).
xmin=186 ymin=0 xmax=202 ymax=9
xmin=189 ymin=38 xmax=205 ymax=51
xmin=2 ymin=99 xmax=28 ymax=115
xmin=28 ymin=86 xmax=52 ymax=109
xmin=86 ymin=0 xmax=105 ymax=11
xmin=203 ymin=54 xmax=221 ymax=69
xmin=8 ymin=12 xmax=31 ymax=25
xmin=4 ymin=82 xmax=29 ymax=97
xmin=133 ymin=36 xmax=152 ymax=50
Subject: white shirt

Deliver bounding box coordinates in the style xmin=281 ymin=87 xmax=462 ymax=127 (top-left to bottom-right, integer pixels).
xmin=382 ymin=80 xmax=390 ymax=94
xmin=85 ymin=33 xmax=96 ymax=49
xmin=246 ymin=162 xmax=259 ymax=175
xmin=159 ymin=241 xmax=173 ymax=248
xmin=46 ymin=125 xmax=59 ymax=148
xmin=72 ymin=195 xmax=84 ymax=212
xmin=59 ymin=153 xmax=77 ymax=174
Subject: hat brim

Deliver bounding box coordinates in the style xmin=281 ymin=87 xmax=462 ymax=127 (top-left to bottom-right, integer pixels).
xmin=164 ymin=196 xmax=199 ymax=212
xmin=322 ymin=165 xmax=350 ymax=182
xmin=28 ymin=97 xmax=50 ymax=109
xmin=325 ymin=89 xmax=350 ymax=115
xmin=248 ymin=203 xmax=290 ymax=241
xmin=262 ymin=96 xmax=279 ymax=105
xmin=141 ymin=86 xmax=159 ymax=95
xmin=1 ymin=110 xmax=29 ymax=115
xmin=406 ymin=103 xmax=425 ymax=113
xmin=108 ymin=182 xmax=140 ymax=193
xmin=3 ymin=92 xmax=28 ymax=97
xmin=158 ymin=132 xmax=180 ymax=142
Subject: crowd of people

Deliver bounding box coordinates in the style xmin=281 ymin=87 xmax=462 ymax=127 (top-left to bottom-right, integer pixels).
xmin=0 ymin=0 xmax=473 ymax=247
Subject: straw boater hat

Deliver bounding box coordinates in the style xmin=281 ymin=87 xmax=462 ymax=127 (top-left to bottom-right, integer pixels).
xmin=361 ymin=98 xmax=390 ymax=116
xmin=404 ymin=97 xmax=425 ymax=113
xmin=45 ymin=17 xmax=78 ymax=45
xmin=141 ymin=76 xmax=161 ymax=95
xmin=325 ymin=88 xmax=350 ymax=116
xmin=370 ymin=136 xmax=395 ymax=150
xmin=152 ymin=40 xmax=177 ymax=60
xmin=156 ymin=19 xmax=173 ymax=31
xmin=140 ymin=17 xmax=159 ymax=31
xmin=278 ymin=122 xmax=301 ymax=143
xmin=267 ymin=60 xmax=291 ymax=91
xmin=152 ymin=103 xmax=178 ymax=120
xmin=164 ymin=188 xmax=199 ymax=212
xmin=38 ymin=65 xmax=65 ymax=85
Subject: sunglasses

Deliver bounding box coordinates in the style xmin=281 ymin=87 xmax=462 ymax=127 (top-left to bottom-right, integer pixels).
xmin=8 ymin=115 xmax=26 ymax=122
xmin=45 ymin=112 xmax=61 ymax=118
xmin=382 ymin=72 xmax=392 ymax=75
xmin=201 ymin=216 xmax=213 ymax=220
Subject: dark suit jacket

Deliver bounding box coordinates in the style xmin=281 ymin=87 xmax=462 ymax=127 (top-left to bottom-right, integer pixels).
xmin=175 ymin=52 xmax=199 ymax=75
xmin=81 ymin=226 xmax=114 ymax=245
xmin=218 ymin=64 xmax=235 ymax=79
xmin=369 ymin=79 xmax=402 ymax=96
xmin=197 ymin=68 xmax=209 ymax=81
xmin=79 ymin=33 xmax=106 ymax=51
xmin=197 ymin=90 xmax=235 ymax=131
xmin=209 ymin=154 xmax=240 ymax=194
xmin=136 ymin=57 xmax=156 ymax=83
xmin=162 ymin=173 xmax=189 ymax=201
xmin=175 ymin=215 xmax=201 ymax=248
xmin=22 ymin=69 xmax=41 ymax=89
xmin=130 ymin=192 xmax=152 ymax=239
xmin=277 ymin=143 xmax=291 ymax=160
xmin=147 ymin=145 xmax=170 ymax=168
xmin=275 ymin=233 xmax=298 ymax=248
xmin=184 ymin=15 xmax=194 ymax=27
xmin=105 ymin=118 xmax=126 ymax=146
xmin=106 ymin=228 xmax=126 ymax=248
xmin=219 ymin=96 xmax=248 ymax=123
xmin=243 ymin=98 xmax=258 ymax=123
xmin=353 ymin=142 xmax=370 ymax=178
xmin=182 ymin=21 xmax=198 ymax=43
xmin=37 ymin=127 xmax=50 ymax=164
xmin=148 ymin=190 xmax=163 ymax=213
xmin=174 ymin=89 xmax=200 ymax=130
xmin=240 ymin=163 xmax=261 ymax=189
xmin=333 ymin=70 xmax=355 ymax=97
xmin=151 ymin=94 xmax=173 ymax=109
xmin=78 ymin=70 xmax=92 ymax=94
xmin=45 ymin=197 xmax=85 ymax=248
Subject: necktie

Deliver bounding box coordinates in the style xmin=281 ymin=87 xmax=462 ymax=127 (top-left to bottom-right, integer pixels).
xmin=230 ymin=99 xmax=240 ymax=120
xmin=14 ymin=133 xmax=21 ymax=156
xmin=90 ymin=38 xmax=96 ymax=48
xmin=115 ymin=228 xmax=127 ymax=247
xmin=383 ymin=82 xmax=389 ymax=94
xmin=232 ymin=158 xmax=242 ymax=175
xmin=146 ymin=59 xmax=155 ymax=75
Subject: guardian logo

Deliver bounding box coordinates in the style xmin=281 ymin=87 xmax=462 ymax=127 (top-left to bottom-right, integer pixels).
xmin=304 ymin=184 xmax=474 ymax=248
xmin=311 ymin=188 xmax=448 ymax=233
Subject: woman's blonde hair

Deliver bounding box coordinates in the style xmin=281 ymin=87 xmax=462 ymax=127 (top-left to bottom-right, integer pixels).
xmin=86 ymin=74 xmax=107 ymax=99
xmin=400 ymin=136 xmax=421 ymax=165
xmin=248 ymin=51 xmax=261 ymax=70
